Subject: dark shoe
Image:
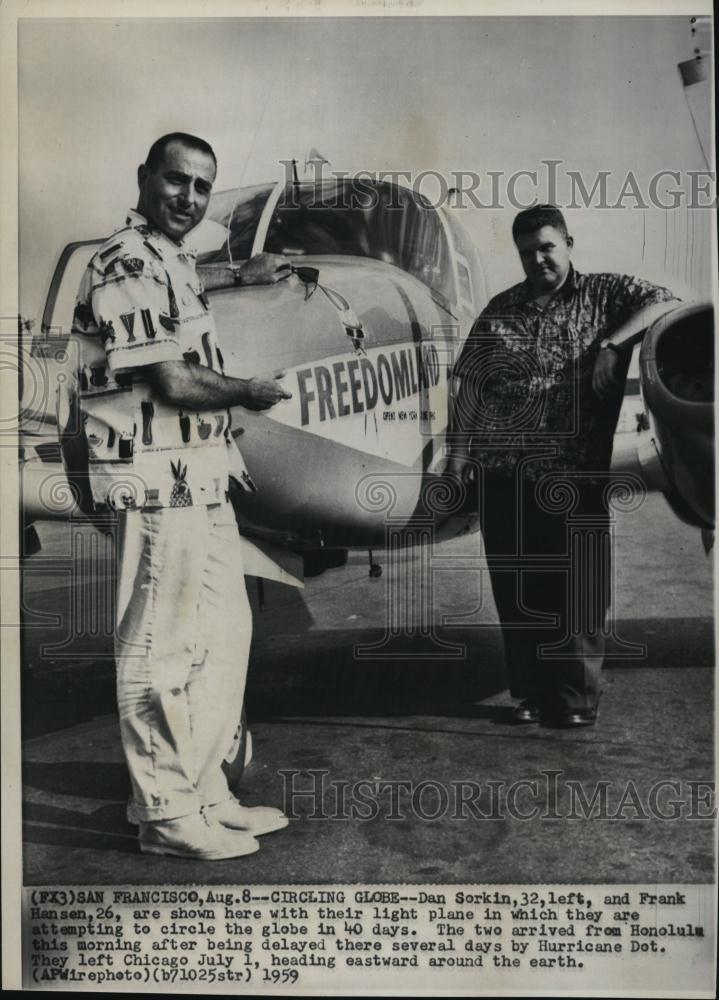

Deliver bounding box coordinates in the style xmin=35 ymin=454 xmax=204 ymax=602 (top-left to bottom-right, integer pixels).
xmin=513 ymin=701 xmax=540 ymax=724
xmin=550 ymin=708 xmax=598 ymax=728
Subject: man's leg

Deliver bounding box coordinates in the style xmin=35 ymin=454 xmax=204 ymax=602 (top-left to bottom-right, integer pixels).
xmin=482 ymin=473 xmax=608 ymax=724
xmin=115 ymin=507 xmax=205 ymax=821
xmin=187 ymin=502 xmax=288 ymax=837
xmin=534 ymin=480 xmax=609 ymax=720
xmin=481 ymin=474 xmax=544 ymax=710
xmin=186 ymin=503 xmax=252 ymax=809
xmin=114 ymin=506 xmax=259 ymax=857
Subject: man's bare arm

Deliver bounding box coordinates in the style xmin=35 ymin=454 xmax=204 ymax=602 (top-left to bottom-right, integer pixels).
xmin=600 ymin=298 xmax=681 ymax=353
xmin=199 ymin=253 xmax=292 ymax=292
xmin=147 ymin=360 xmax=292 ymax=411
xmin=593 ymin=298 xmax=681 ymax=399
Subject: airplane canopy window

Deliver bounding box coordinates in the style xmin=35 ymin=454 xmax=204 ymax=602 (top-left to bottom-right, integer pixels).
xmin=198 ymin=184 xmax=275 ymax=264
xmin=263 ymin=180 xmax=456 ymax=306
xmin=444 ymin=211 xmax=488 ymax=312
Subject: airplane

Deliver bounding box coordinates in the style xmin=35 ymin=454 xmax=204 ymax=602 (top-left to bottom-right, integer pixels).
xmin=18 ymin=172 xmax=715 ymax=785
xmin=22 ymin=174 xmax=491 ymax=573
xmin=22 ymin=172 xmax=714 ymax=548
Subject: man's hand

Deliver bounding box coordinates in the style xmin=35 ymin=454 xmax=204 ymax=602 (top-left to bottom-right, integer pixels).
xmin=592 ymin=347 xmax=623 ymax=400
xmin=243 ymin=369 xmax=293 ymax=411
xmin=237 ymin=253 xmax=292 ymax=286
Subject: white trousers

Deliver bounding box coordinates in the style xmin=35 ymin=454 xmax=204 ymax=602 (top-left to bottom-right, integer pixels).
xmin=114 ymin=502 xmax=251 ymax=822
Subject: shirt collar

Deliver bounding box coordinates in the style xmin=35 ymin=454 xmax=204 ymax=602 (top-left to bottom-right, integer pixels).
xmin=124 ymin=209 xmax=198 ymax=260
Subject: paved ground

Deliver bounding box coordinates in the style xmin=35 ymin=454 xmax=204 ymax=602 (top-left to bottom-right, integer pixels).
xmin=19 ymin=494 xmax=715 ymax=885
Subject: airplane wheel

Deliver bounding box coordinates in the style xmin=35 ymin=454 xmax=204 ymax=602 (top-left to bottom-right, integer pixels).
xmin=222 ymin=704 xmax=250 ymax=796
xmin=369 ymin=563 xmax=382 ymax=578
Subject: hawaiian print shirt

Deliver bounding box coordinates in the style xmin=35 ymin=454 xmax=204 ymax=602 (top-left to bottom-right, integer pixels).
xmin=454 ymin=267 xmax=675 ymax=479
xmin=70 ymin=209 xmax=254 ymax=510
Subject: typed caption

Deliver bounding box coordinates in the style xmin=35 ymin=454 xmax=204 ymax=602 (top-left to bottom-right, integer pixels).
xmin=24 ymin=883 xmax=715 ymax=993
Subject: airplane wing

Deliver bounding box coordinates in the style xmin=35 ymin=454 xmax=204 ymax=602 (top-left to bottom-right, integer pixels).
xmin=239 ymin=536 xmax=304 ymax=588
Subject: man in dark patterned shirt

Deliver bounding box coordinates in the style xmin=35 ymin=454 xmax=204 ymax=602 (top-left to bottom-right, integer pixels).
xmin=449 ymin=205 xmax=679 ymax=728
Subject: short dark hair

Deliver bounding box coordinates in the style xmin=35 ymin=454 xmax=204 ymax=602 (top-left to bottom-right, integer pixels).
xmin=144 ymin=132 xmax=217 ymax=173
xmin=512 ymin=204 xmax=568 ymax=242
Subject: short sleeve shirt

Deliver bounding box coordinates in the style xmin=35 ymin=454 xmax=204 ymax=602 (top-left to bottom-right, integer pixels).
xmin=454 ymin=268 xmax=676 ymax=479
xmin=70 ymin=210 xmax=254 ymax=510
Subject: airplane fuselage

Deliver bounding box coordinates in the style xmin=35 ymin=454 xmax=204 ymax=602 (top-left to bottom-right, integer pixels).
xmin=211 ymin=255 xmax=474 ymax=548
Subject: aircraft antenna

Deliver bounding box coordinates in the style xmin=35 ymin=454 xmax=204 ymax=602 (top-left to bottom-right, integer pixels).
xmin=226 ymin=79 xmax=275 ymax=266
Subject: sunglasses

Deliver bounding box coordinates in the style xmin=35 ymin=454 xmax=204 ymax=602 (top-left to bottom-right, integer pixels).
xmin=289 ymin=265 xmax=320 ymax=301
xmin=284 ymin=263 xmax=366 ymax=353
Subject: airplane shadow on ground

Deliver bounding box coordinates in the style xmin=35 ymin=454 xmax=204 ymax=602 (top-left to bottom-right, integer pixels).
xmin=245 ymin=627 xmax=510 ymax=721
xmin=23 ymin=615 xmax=714 ymax=739
xmin=22 ymin=763 xmax=137 ymax=854
xmin=243 ymin=614 xmax=714 ymax=723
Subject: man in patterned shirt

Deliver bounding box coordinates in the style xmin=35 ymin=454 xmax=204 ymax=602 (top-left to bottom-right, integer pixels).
xmin=449 ymin=205 xmax=679 ymax=728
xmin=70 ymin=132 xmax=294 ymax=858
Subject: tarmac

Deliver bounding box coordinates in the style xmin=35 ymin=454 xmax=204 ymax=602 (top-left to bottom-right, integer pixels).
xmin=19 ymin=493 xmax=715 ymax=886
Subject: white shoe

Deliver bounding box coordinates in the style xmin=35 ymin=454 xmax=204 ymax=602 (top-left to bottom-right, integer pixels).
xmin=139 ymin=811 xmax=259 ymax=860
xmin=208 ymin=797 xmax=289 ymax=836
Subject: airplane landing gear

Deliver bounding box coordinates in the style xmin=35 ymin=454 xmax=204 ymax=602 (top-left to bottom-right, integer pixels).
xmin=368 ymin=548 xmax=382 ymax=578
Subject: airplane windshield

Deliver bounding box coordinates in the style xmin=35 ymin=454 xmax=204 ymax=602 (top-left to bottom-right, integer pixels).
xmin=198 ymin=184 xmax=275 ymax=264
xmin=264 ymin=181 xmax=455 ymax=305
xmin=199 ymin=179 xmax=457 ymax=306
